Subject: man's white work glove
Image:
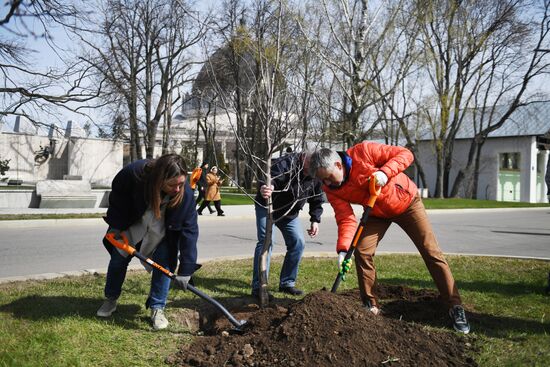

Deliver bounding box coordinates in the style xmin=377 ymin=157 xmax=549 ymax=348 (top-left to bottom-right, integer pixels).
xmin=173 ymin=275 xmax=191 ymax=290
xmin=337 ymin=251 xmax=346 ymax=269
xmin=337 ymin=251 xmax=353 ymax=281
xmin=373 ymin=171 xmax=388 ymax=187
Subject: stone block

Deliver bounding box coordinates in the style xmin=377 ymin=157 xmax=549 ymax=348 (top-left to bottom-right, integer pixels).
xmin=36 ymin=180 xmax=97 ymax=208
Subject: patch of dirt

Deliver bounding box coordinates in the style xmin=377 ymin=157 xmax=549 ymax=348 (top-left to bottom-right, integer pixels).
xmin=170 ymin=284 xmax=477 ymax=367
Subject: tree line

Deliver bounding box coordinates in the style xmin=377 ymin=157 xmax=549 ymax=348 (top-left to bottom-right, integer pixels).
xmin=1 ymin=0 xmax=549 ymax=197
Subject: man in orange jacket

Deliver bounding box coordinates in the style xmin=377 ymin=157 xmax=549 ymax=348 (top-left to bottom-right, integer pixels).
xmin=309 ymin=142 xmax=470 ymax=334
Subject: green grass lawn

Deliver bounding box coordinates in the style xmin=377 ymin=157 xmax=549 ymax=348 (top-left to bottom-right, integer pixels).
xmin=218 ymin=192 xmax=254 ymax=205
xmin=0 ymin=255 xmax=548 ymax=366
xmin=423 ymin=198 xmax=550 ymax=209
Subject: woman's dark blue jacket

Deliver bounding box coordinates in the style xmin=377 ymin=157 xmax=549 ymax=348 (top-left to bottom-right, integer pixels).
xmin=102 ymin=159 xmax=200 ymax=276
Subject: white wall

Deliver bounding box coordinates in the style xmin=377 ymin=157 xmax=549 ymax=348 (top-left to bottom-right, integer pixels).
xmin=0 ymin=132 xmax=68 ymax=182
xmin=416 ymin=136 xmax=544 ymax=202
xmin=1 ymin=132 xmax=123 ymax=186
xmin=68 ymin=137 xmax=124 ymax=186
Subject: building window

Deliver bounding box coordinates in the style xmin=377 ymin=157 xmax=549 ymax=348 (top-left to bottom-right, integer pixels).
xmin=499 ymin=152 xmax=520 ymax=171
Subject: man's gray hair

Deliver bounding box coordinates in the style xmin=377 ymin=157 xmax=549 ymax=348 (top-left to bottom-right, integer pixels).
xmin=309 ymin=148 xmax=341 ymax=177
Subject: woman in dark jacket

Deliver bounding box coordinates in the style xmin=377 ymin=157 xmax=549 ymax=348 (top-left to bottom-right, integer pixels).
xmin=96 ymin=154 xmax=200 ymax=330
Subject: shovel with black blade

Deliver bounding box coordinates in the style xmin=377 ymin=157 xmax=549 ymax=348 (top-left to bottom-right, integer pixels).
xmin=105 ymin=232 xmax=247 ymax=332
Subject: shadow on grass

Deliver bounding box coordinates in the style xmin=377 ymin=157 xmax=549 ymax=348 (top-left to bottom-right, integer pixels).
xmin=382 ymin=297 xmax=549 ymax=338
xmin=0 ymin=296 xmax=145 ymax=329
xmin=190 ymin=275 xmax=252 ymax=297
xmin=171 ymin=275 xmax=256 ymax=311
xmin=375 ymin=279 xmax=550 ymax=338
xmin=381 ymin=276 xmax=549 ymax=297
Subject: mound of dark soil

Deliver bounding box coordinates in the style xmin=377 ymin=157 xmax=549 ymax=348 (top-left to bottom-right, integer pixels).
xmin=170 ymin=284 xmax=477 ymax=367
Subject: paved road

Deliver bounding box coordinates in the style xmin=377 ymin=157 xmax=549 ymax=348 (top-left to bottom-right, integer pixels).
xmin=0 ymin=206 xmax=549 ymax=281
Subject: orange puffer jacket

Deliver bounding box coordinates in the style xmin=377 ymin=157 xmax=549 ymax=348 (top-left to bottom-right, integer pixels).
xmin=324 ymin=141 xmax=418 ymax=253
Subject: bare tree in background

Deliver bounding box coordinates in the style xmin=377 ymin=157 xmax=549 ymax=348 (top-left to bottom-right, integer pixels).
xmin=449 ymin=0 xmax=550 ymax=198
xmin=296 ymin=0 xmax=409 ymax=149
xmin=141 ymin=1 xmax=208 ymax=158
xmin=76 ymin=0 xmax=145 ymax=160
xmin=201 ymin=0 xmax=254 ymax=186
xmin=367 ymin=0 xmax=429 ymax=187
xmin=413 ymin=0 xmax=539 ymax=198
xmin=198 ymin=0 xmax=320 ymax=307
xmin=0 ymin=0 xmax=97 ymax=127
xmin=76 ymin=0 xmax=209 ymax=160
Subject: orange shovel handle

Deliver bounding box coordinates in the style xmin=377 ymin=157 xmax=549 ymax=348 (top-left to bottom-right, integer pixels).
xmin=105 ymin=232 xmax=175 ymax=278
xmin=105 ymin=232 xmax=136 ymax=256
xmin=366 ymin=175 xmax=382 ymax=208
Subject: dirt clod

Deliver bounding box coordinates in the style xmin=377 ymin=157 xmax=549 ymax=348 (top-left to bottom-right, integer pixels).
xmin=171 ymin=284 xmax=476 ymax=367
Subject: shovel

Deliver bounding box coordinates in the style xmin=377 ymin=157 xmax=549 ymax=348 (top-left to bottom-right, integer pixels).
xmin=331 ymin=175 xmax=381 ymax=293
xmin=105 ymin=232 xmax=247 ymax=331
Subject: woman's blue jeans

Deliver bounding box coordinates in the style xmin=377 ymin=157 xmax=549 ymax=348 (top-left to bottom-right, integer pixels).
xmin=252 ymin=204 xmax=305 ymax=291
xmin=104 ymin=239 xmax=174 ymax=309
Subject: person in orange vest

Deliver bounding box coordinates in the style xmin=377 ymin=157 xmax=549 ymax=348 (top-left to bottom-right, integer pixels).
xmin=309 ymin=142 xmax=470 ymax=334
xmin=190 ymin=166 xmax=202 ymax=191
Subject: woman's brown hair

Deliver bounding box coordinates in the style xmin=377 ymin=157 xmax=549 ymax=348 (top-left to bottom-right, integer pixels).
xmin=143 ymin=154 xmax=188 ymax=218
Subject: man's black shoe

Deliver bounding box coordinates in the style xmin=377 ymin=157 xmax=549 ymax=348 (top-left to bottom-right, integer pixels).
xmin=279 ymin=286 xmax=303 ymax=296
xmin=251 ymin=289 xmax=274 ymax=302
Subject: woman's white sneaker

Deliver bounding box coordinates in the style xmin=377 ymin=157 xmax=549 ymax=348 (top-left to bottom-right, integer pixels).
xmin=151 ymin=308 xmax=169 ymax=330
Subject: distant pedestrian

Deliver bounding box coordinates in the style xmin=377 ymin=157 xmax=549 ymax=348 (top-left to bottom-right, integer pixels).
xmin=197 ymin=166 xmax=225 ymax=216
xmin=96 ymin=154 xmax=200 ymax=330
xmin=196 ymin=162 xmax=214 ymax=214
xmin=545 ymin=157 xmax=550 ymax=202
xmin=190 ymin=166 xmax=202 ymax=191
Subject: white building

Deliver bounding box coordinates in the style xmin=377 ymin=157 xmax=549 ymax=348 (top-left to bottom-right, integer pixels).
xmin=415 ymin=101 xmax=550 ymax=203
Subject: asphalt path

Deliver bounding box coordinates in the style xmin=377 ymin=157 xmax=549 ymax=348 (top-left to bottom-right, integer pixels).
xmin=0 ymin=206 xmax=549 ymax=281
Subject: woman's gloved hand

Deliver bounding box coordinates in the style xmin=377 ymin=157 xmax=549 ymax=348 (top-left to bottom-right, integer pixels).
xmin=173 ymin=275 xmax=191 ymax=290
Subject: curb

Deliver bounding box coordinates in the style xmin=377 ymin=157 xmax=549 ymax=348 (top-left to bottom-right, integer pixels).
xmin=1 ymin=251 xmax=548 ymax=285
